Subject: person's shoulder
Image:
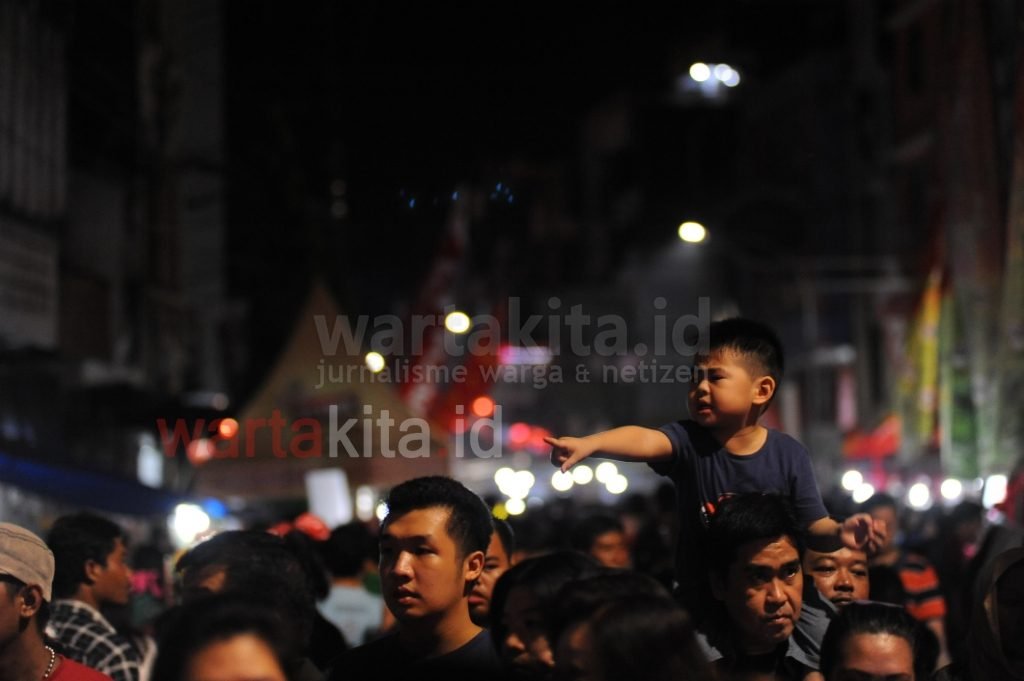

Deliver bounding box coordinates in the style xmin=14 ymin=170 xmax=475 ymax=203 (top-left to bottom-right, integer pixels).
xmin=52 ymin=657 xmax=113 ymax=681
xmin=336 ymin=632 xmax=401 ymax=660
xmin=328 ymin=634 xmax=403 ymax=680
xmin=765 ymin=429 xmax=811 ymax=456
xmin=898 ymin=550 xmax=938 ymax=571
xmin=426 ymin=630 xmax=502 ymax=675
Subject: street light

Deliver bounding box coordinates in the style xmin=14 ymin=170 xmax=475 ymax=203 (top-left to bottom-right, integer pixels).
xmin=445 ymin=311 xmax=471 ymax=334
xmin=678 ymin=221 xmax=707 ymax=243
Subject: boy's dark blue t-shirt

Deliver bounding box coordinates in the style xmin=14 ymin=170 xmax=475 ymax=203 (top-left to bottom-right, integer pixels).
xmin=652 ymin=420 xmax=828 ymax=589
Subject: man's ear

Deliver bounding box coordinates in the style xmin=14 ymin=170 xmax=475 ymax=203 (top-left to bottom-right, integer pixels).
xmin=18 ymin=584 xmax=44 ymax=618
xmin=752 ymin=375 xmax=776 ymax=406
xmin=463 ymin=550 xmax=485 ymax=583
xmin=84 ymin=558 xmax=103 ymax=585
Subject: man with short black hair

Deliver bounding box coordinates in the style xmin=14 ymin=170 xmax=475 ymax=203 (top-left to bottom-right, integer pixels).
xmin=570 ymin=514 xmax=630 ymax=569
xmin=701 ymin=493 xmax=824 ymax=681
xmin=46 ymin=513 xmax=141 ymax=681
xmin=328 ymin=476 xmax=502 ymax=681
xmin=1 ymin=522 xmax=112 ymax=681
xmin=319 ymin=522 xmax=385 ymax=646
xmin=469 ymin=518 xmax=514 ymax=626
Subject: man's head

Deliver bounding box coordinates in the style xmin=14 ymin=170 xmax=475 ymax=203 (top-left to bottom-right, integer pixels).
xmin=690 ymin=318 xmax=784 ymax=426
xmin=707 ymin=494 xmax=804 ymax=654
xmin=470 ymin=519 xmax=514 ymax=625
xmin=820 ymin=602 xmax=932 ymax=681
xmin=322 ymin=522 xmax=375 ymax=579
xmin=176 ymin=530 xmax=316 ymax=657
xmin=0 ymin=523 xmax=54 ymax=643
xmin=48 ymin=513 xmax=132 ymax=606
xmin=378 ymin=476 xmax=492 ymax=624
xmin=490 ymin=551 xmax=602 ymax=675
xmin=803 ymin=546 xmax=869 ymax=610
xmin=859 ymin=494 xmax=899 ymax=554
xmin=570 ymin=515 xmax=630 ymax=569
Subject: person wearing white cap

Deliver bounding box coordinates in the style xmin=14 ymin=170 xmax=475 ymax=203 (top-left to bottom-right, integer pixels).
xmin=0 ymin=522 xmax=111 ymax=681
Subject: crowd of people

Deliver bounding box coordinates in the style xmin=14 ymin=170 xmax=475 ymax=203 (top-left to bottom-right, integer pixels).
xmin=2 ymin=318 xmax=1022 ymax=680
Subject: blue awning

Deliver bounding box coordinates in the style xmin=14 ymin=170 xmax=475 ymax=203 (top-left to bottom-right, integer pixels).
xmin=0 ymin=450 xmax=190 ymax=516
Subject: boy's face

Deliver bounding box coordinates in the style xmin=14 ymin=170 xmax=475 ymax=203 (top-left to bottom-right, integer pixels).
xmin=379 ymin=507 xmax=484 ymax=624
xmin=689 ymin=349 xmax=774 ymax=429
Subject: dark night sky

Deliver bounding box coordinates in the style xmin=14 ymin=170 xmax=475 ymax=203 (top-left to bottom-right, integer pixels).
xmin=214 ymin=1 xmax=849 ymax=396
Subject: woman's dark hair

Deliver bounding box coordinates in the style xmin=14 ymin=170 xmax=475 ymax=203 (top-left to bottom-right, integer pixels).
xmin=152 ymin=595 xmax=292 ymax=681
xmin=488 ymin=551 xmax=601 ymax=650
xmin=819 ymin=601 xmax=935 ymax=681
xmin=561 ymin=595 xmax=714 ymax=681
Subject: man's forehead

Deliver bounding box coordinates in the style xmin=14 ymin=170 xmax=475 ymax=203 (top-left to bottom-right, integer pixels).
xmin=806 ymin=547 xmax=867 ymax=563
xmin=486 ymin=532 xmax=508 ymax=559
xmin=735 ymin=535 xmax=800 ymax=566
xmin=381 ymin=506 xmax=452 ymax=539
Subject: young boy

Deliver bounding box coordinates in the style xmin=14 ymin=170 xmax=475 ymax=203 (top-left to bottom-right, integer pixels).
xmin=546 ymin=318 xmax=884 ymax=614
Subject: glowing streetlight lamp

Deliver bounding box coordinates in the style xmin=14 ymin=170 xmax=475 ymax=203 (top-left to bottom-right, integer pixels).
xmin=365 ymin=351 xmax=386 ymax=373
xmin=678 ymin=221 xmax=707 ymax=243
xmin=445 ymin=311 xmax=471 ymax=334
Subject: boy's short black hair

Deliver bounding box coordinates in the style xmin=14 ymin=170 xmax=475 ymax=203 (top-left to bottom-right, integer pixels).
xmin=706 ymin=493 xmax=804 ymax=575
xmin=382 ymin=476 xmax=493 ymax=559
xmin=47 ymin=513 xmax=125 ymax=599
xmin=707 ymin=318 xmax=785 ymax=382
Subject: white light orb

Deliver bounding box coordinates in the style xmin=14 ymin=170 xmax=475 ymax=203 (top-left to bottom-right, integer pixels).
xmin=841 ymin=470 xmax=863 ymax=492
xmin=852 ymin=482 xmax=875 ymax=504
xmin=572 ymin=465 xmax=594 ymax=485
xmin=689 ymin=62 xmax=711 ymax=82
xmin=365 ymin=351 xmax=386 ymax=373
xmin=606 ymin=474 xmax=629 ymax=495
xmin=907 ymin=482 xmax=931 ymax=510
xmin=445 ymin=311 xmax=471 ymax=334
xmin=677 ymin=221 xmax=707 ymax=243
xmin=551 ymin=470 xmax=574 ymax=492
xmin=940 ymin=478 xmax=963 ymax=501
xmin=595 ymin=461 xmax=619 ymax=484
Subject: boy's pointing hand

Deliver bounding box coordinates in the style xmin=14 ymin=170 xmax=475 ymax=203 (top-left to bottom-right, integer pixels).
xmin=544 ymin=436 xmax=594 ymax=472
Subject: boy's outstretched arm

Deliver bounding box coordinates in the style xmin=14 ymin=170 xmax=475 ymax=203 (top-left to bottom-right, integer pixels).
xmin=545 ymin=426 xmax=673 ymax=472
xmin=806 ymin=514 xmax=887 ymax=555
